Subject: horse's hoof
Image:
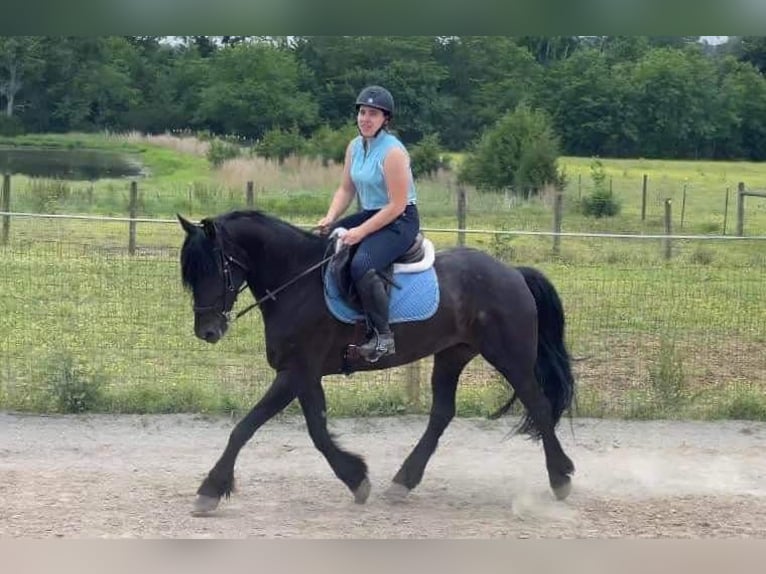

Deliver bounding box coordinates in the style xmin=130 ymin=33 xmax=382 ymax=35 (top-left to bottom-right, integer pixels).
xmin=552 ymin=479 xmax=572 ymax=501
xmin=191 ymin=494 xmax=220 ymax=516
xmin=383 ymin=482 xmax=410 ymax=504
xmin=353 ymin=478 xmax=371 ymax=504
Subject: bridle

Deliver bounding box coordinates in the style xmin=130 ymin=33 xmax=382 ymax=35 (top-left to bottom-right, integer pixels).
xmin=193 ymin=224 xmax=346 ymax=323
xmin=192 ymin=241 xmax=250 ymax=321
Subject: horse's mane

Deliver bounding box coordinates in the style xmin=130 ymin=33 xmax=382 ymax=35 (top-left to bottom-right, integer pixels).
xmin=221 ymin=209 xmax=322 ymax=244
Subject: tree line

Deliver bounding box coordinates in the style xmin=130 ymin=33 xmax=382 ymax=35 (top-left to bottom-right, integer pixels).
xmin=2 ymin=36 xmax=766 ymax=160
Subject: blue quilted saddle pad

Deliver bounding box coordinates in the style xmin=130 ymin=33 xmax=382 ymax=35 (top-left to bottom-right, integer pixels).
xmin=323 ymin=267 xmax=440 ymax=324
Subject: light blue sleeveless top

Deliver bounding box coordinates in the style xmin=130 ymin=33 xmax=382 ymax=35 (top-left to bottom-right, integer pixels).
xmin=349 ymin=131 xmax=417 ymax=210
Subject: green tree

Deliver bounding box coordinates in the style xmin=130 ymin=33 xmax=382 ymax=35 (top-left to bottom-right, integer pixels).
xmin=293 ymin=36 xmax=447 ymax=144
xmin=195 ymin=41 xmax=318 ymax=139
xmin=729 ymin=36 xmax=766 ymax=74
xmin=0 ymin=37 xmax=43 ymax=117
xmin=435 ymin=36 xmax=542 ymax=150
xmin=628 ymin=46 xmax=719 ymax=158
xmin=540 ymin=48 xmax=639 ymax=157
xmin=459 ymin=104 xmax=561 ymax=197
xmin=517 ymin=36 xmax=581 ymax=64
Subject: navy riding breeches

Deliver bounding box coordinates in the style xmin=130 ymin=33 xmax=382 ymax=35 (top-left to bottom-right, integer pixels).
xmin=334 ymin=204 xmax=420 ymax=283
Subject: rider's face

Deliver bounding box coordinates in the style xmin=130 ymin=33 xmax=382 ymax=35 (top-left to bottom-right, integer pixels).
xmin=357 ymin=105 xmax=386 ymax=137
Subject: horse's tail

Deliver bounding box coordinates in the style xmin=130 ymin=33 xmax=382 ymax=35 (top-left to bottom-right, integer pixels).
xmin=490 ymin=266 xmax=575 ymax=436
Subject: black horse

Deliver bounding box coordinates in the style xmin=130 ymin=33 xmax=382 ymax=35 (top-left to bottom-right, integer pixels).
xmin=177 ymin=209 xmax=575 ymax=514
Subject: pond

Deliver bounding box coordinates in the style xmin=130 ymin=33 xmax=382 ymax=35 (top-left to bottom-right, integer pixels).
xmin=0 ymin=147 xmax=145 ymax=180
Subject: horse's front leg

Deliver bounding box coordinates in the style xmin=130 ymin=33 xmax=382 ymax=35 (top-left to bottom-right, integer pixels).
xmin=193 ymin=371 xmax=295 ymax=515
xmin=386 ymin=346 xmax=474 ymax=501
xmin=295 ymin=372 xmax=370 ymax=504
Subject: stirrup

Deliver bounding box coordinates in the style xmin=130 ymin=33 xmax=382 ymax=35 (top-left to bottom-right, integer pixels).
xmin=357 ymin=332 xmax=395 ymax=363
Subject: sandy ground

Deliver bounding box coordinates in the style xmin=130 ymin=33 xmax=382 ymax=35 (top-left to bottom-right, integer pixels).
xmin=0 ymin=412 xmax=764 ymax=538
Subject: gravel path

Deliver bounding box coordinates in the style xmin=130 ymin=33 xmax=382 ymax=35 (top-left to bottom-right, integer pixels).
xmin=1 ymin=413 xmax=764 ymax=538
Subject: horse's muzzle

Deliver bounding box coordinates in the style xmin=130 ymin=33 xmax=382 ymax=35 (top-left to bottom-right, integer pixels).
xmin=195 ymin=315 xmax=228 ymax=343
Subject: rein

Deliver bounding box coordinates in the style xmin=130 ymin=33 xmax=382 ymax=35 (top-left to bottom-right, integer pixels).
xmin=202 ymin=222 xmax=345 ymax=322
xmin=233 ymin=246 xmax=345 ymax=320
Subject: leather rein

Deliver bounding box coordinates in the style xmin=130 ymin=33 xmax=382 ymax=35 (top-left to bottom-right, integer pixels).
xmin=195 ymin=226 xmax=344 ymax=322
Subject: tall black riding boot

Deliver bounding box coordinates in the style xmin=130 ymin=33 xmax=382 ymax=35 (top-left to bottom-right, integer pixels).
xmin=354 ymin=269 xmax=395 ymax=362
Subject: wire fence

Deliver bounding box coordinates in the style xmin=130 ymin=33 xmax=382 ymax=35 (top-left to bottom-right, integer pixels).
xmin=1 ymin=212 xmax=765 ymax=419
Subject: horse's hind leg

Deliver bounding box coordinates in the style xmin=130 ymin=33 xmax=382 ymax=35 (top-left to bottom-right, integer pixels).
xmin=481 ymin=333 xmax=574 ymax=500
xmin=193 ymin=370 xmax=295 ymax=515
xmin=386 ymin=345 xmax=476 ymax=502
xmin=296 ymin=375 xmax=370 ymax=504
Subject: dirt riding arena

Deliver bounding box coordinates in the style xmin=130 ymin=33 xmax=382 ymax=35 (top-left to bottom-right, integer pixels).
xmin=1 ymin=413 xmax=765 ymax=538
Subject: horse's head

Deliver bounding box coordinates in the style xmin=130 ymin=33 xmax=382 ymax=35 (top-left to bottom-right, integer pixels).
xmin=178 ymin=214 xmax=248 ymax=343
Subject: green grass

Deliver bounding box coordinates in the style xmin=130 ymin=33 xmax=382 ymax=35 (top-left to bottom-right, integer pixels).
xmin=1 ymin=135 xmax=764 ymax=419
xmin=1 ymin=240 xmax=762 ymax=418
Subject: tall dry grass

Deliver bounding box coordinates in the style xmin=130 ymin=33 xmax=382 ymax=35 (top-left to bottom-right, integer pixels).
xmin=112 ymin=131 xmax=211 ymax=157
xmin=214 ymin=155 xmax=343 ymax=193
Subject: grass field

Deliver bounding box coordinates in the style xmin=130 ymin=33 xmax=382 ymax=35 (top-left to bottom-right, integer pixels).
xmin=1 ymin=133 xmax=764 ymax=420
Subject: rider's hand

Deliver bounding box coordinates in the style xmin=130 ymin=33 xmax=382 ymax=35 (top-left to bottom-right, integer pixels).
xmin=341 ymin=226 xmax=366 ymax=246
xmin=316 ymin=215 xmax=334 ymax=236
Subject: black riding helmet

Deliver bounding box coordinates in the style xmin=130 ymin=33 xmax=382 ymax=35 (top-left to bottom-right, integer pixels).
xmin=355 ymin=85 xmax=394 ymax=117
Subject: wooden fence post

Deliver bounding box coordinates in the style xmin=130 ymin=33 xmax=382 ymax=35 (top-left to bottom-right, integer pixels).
xmin=128 ymin=181 xmax=138 ymax=255
xmin=246 ymin=180 xmax=254 ymax=207
xmin=1 ymin=174 xmax=9 ymax=245
xmin=552 ymin=190 xmax=563 ymax=256
xmin=641 ymin=174 xmax=648 ymax=221
xmin=456 ymin=184 xmax=466 ymax=246
xmin=406 ymin=362 xmax=421 ymax=411
xmin=663 ymin=199 xmax=672 ymax=260
xmin=736 ymin=182 xmax=745 ymax=236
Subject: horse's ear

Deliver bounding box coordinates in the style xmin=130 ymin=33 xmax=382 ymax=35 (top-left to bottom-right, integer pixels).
xmin=200 ymin=218 xmax=217 ymax=241
xmin=177 ymin=214 xmax=200 ymax=236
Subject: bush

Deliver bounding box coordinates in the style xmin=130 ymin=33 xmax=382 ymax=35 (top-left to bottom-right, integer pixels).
xmin=581 ymin=188 xmax=621 ymax=218
xmin=458 ymin=104 xmax=562 ymax=197
xmin=43 ymin=351 xmax=105 ymax=413
xmin=0 ymin=114 xmax=24 ymax=136
xmin=28 ymin=178 xmax=71 ymax=214
xmin=206 ymin=138 xmax=241 ymax=167
xmin=579 ymin=159 xmax=621 ymax=218
xmin=688 ymin=246 xmax=715 ymax=265
xmin=254 ymin=127 xmax=308 ymax=163
xmin=409 ymin=134 xmax=449 ymax=179
xmin=307 ymin=124 xmax=357 ymax=166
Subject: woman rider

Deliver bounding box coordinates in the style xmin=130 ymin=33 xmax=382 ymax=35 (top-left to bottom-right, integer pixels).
xmin=317 ymin=85 xmax=420 ymax=362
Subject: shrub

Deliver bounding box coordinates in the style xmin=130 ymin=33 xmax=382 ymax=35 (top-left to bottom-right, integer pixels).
xmin=688 ymin=246 xmax=715 ymax=265
xmin=307 ymin=124 xmax=356 ymax=166
xmin=0 ymin=114 xmax=24 ymax=136
xmin=206 ymin=138 xmax=241 ymax=167
xmin=254 ymin=127 xmax=307 ymax=163
xmin=43 ymin=351 xmax=105 ymax=413
xmin=409 ymin=134 xmax=449 ymax=179
xmin=458 ymin=104 xmax=562 ymax=198
xmin=27 ymin=178 xmax=71 ymax=213
xmin=580 ymin=159 xmax=621 ymax=218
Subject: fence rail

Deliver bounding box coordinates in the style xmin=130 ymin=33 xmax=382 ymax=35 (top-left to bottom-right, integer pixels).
xmin=3 ymin=173 xmax=766 ymax=253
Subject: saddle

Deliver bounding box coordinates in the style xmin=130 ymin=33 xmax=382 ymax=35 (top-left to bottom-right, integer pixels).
xmin=326 ymin=228 xmax=436 ymax=312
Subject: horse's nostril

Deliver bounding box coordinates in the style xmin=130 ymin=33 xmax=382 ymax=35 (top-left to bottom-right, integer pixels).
xmin=203 ymin=330 xmax=217 ymax=342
